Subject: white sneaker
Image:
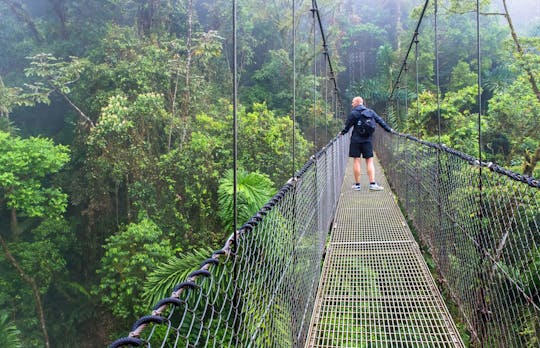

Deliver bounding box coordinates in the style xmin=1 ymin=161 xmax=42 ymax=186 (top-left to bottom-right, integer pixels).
xmin=352 ymin=183 xmax=361 ymax=191
xmin=369 ymin=183 xmax=384 ymax=191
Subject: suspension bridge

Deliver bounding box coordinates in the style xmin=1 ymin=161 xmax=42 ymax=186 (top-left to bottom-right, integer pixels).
xmin=109 ymin=0 xmax=540 ymax=347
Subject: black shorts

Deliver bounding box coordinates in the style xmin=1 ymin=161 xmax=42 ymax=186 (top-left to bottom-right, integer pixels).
xmin=349 ymin=141 xmax=373 ymax=158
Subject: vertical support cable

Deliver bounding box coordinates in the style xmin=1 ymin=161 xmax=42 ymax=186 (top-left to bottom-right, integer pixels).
xmin=410 ymin=32 xmax=420 ymax=217
xmin=476 ymin=0 xmax=487 ymax=344
xmin=232 ymin=0 xmax=239 ymax=342
xmin=476 ymin=0 xmax=483 ymax=198
xmin=292 ymin=0 xmax=296 ymax=177
xmin=324 ymin=47 xmax=328 ymax=142
xmin=404 ymin=62 xmax=408 ymax=123
xmin=232 ymin=0 xmax=238 ymax=253
xmin=290 ymin=3 xmax=300 ymax=344
xmin=434 ymin=0 xmax=444 ymax=286
xmin=311 ymin=2 xmax=317 ymax=149
xmin=395 ymin=82 xmax=400 ymax=125
xmin=334 ymin=88 xmax=338 ymax=119
xmin=415 ymin=33 xmax=420 ymax=134
xmin=388 ymin=0 xmax=429 ymax=101
xmin=434 ymin=0 xmax=441 ymax=144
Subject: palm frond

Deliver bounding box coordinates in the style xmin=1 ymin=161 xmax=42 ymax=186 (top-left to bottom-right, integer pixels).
xmin=218 ymin=169 xmax=276 ymax=232
xmin=142 ymin=247 xmax=213 ymax=307
xmin=0 ymin=313 xmax=22 ymax=348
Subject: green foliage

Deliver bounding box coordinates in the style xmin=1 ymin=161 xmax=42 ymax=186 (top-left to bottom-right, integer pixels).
xmin=80 ymin=27 xmax=172 ymax=115
xmin=24 ymin=53 xmax=86 ymax=95
xmin=486 ymin=73 xmax=540 ymax=168
xmin=449 ymin=61 xmax=477 ymax=91
xmin=218 ymin=169 xmax=276 ymax=233
xmin=0 ymin=77 xmax=23 ymax=118
xmin=95 ymin=218 xmax=175 ymax=320
xmin=238 ymin=102 xmax=310 ymax=184
xmin=445 ymin=166 xmax=540 ymax=347
xmin=142 ymin=247 xmax=213 ymax=307
xmin=404 ymin=85 xmax=480 ymax=154
xmin=156 ymin=107 xmax=230 ymax=246
xmin=483 ymin=65 xmax=515 ymax=94
xmin=2 ymin=0 xmax=539 ymax=346
xmin=0 ymin=131 xmax=70 ymax=221
xmin=85 ymin=92 xmax=168 ymax=224
xmin=246 ymin=49 xmax=293 ymax=112
xmin=0 ymin=313 xmax=22 ymax=348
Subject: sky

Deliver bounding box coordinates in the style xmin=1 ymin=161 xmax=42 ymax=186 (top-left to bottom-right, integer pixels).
xmin=493 ymin=0 xmax=540 ymax=34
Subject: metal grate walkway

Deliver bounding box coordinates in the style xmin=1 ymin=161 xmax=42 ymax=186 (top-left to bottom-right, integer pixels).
xmin=305 ymin=157 xmax=464 ymax=347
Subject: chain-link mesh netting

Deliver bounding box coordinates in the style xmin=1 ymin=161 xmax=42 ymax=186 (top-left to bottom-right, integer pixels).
xmin=110 ymin=136 xmax=348 ymax=348
xmin=376 ymin=131 xmax=540 ymax=347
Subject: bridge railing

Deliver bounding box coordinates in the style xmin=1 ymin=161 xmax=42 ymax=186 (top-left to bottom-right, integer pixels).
xmin=376 ymin=131 xmax=540 ymax=347
xmin=110 ymin=135 xmax=349 ymax=347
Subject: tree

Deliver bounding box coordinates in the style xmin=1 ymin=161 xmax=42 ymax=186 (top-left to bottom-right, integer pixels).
xmin=0 ymin=131 xmax=70 ymax=348
xmin=23 ymin=53 xmax=93 ymax=127
xmin=486 ymin=74 xmax=540 ymax=176
xmin=95 ymin=218 xmax=175 ymax=320
xmin=0 ymin=0 xmax=43 ymax=43
xmin=404 ymin=84 xmax=480 ymax=154
xmin=86 ymin=93 xmax=168 ymax=225
xmin=0 ymin=131 xmax=69 ymax=237
xmin=498 ymin=0 xmax=540 ymax=102
xmin=0 ymin=76 xmax=23 ymax=132
xmin=448 ymin=0 xmax=540 ymax=175
xmin=238 ymin=102 xmax=311 ymax=184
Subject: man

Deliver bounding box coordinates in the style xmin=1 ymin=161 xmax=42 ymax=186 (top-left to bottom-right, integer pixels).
xmin=340 ymin=96 xmax=392 ymax=191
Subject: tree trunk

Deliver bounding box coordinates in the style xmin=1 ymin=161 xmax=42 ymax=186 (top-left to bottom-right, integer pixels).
xmin=167 ymin=63 xmax=180 ymax=151
xmin=137 ymin=0 xmax=160 ymax=37
xmin=0 ymin=235 xmax=50 ymax=348
xmin=501 ymin=0 xmax=540 ymax=103
xmin=125 ymin=174 xmax=131 ymax=223
xmin=523 ymin=145 xmax=540 ymax=177
xmin=0 ymin=0 xmax=44 ymax=43
xmin=167 ymin=0 xmax=193 ymax=150
xmin=48 ymin=0 xmax=68 ymax=39
xmin=182 ymin=0 xmax=194 ymax=146
xmin=115 ymin=181 xmax=119 ymax=226
xmin=396 ymin=1 xmax=402 ymax=52
xmin=10 ymin=207 xmax=18 ymax=240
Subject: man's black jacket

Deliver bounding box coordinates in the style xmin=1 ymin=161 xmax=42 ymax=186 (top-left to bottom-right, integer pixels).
xmin=341 ymin=105 xmax=391 ymax=143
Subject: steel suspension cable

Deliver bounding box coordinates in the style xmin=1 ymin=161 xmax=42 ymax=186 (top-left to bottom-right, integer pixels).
xmin=292 ymin=0 xmax=296 ymax=177
xmin=389 ymin=0 xmax=430 ymax=100
xmin=232 ymin=0 xmax=239 ymax=343
xmin=476 ymin=0 xmax=484 ymax=194
xmin=433 ymin=4 xmax=446 ymax=326
xmin=404 ymin=63 xmax=408 ymax=121
xmin=475 ymin=0 xmax=488 ymax=342
xmin=415 ymin=34 xmax=420 ymax=134
xmin=434 ymin=0 xmax=441 ymax=143
xmin=324 ymin=48 xmax=328 ymax=142
xmin=311 ymin=0 xmax=342 ymax=112
xmin=311 ymin=1 xmax=317 ymax=148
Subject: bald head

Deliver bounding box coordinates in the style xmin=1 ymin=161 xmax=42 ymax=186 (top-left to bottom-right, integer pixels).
xmin=352 ymin=97 xmax=364 ymax=108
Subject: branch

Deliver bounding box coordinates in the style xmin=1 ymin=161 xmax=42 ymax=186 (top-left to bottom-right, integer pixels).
xmin=0 ymin=235 xmax=50 ymax=348
xmin=56 ymin=88 xmax=95 ymax=128
xmin=502 ymin=0 xmax=540 ymax=103
xmin=479 ymin=12 xmax=505 ymax=16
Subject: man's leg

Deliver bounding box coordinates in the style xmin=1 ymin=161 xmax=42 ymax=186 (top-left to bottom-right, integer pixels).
xmin=366 ymin=157 xmax=375 ymax=183
xmin=353 ymin=157 xmax=362 ymax=183
xmin=366 ymin=156 xmax=384 ymax=190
